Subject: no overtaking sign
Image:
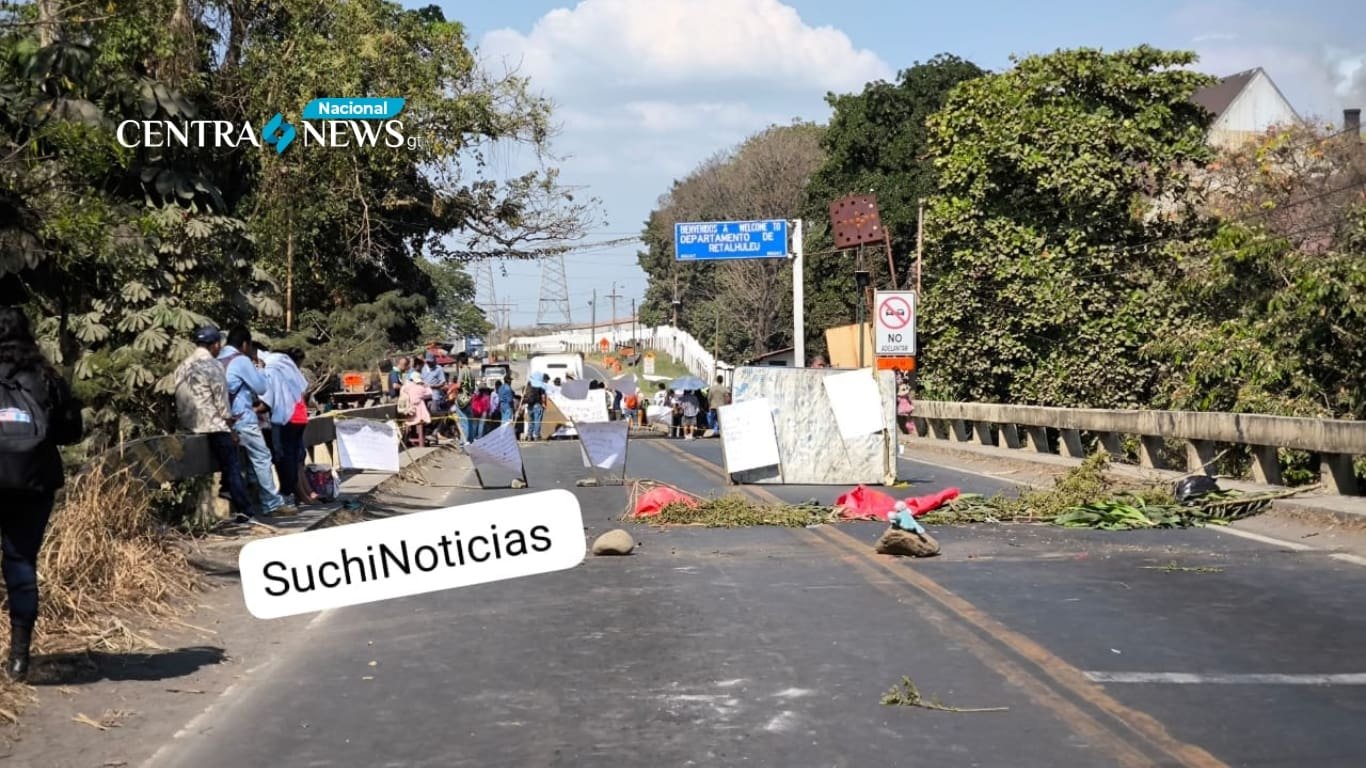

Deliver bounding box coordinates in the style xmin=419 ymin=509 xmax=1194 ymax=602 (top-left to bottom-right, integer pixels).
xmin=874 ymin=291 xmax=916 ymax=355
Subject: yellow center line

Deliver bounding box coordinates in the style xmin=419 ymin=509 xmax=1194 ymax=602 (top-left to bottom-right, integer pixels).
xmin=649 ymin=438 xmax=1228 ymax=768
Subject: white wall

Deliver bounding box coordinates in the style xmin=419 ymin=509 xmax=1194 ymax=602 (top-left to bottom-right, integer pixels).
xmin=507 ymin=324 xmax=732 ymax=378
xmin=1210 ymin=71 xmax=1299 ymax=148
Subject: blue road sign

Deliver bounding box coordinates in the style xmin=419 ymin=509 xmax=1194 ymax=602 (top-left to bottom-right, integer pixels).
xmin=674 ymin=220 xmax=789 ymax=261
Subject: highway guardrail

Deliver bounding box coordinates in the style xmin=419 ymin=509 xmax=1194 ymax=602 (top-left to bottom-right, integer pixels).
xmin=912 ymin=401 xmax=1364 ymax=495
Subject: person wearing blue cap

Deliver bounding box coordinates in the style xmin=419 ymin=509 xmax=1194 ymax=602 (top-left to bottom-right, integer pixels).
xmin=218 ymin=326 xmax=297 ymax=518
xmin=175 ymin=325 xmax=257 ymax=521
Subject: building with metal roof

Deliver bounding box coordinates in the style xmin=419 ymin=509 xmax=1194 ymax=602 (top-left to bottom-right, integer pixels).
xmin=1191 ymin=67 xmax=1300 ymax=148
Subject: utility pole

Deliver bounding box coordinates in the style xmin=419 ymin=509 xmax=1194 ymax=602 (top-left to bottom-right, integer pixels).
xmin=486 ymin=302 xmax=515 ymax=349
xmin=791 ymin=218 xmax=805 ymax=368
xmin=713 ymin=305 xmax=720 ymax=381
xmin=631 ymin=298 xmax=637 ymax=343
xmin=589 ymin=290 xmax=596 ymax=351
xmin=671 ymin=268 xmax=680 ymax=327
xmin=606 ymin=282 xmax=623 ymax=340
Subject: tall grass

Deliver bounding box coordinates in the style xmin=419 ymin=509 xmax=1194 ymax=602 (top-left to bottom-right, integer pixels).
xmin=0 ymin=463 xmax=203 ymax=720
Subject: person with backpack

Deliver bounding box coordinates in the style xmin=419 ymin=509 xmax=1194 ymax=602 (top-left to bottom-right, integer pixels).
xmin=219 ymin=327 xmax=296 ymax=518
xmin=520 ymin=374 xmax=546 ymax=441
xmin=0 ymin=306 xmax=84 ymax=681
xmin=448 ymin=353 xmax=478 ymax=444
xmin=174 ymin=325 xmax=256 ymax=520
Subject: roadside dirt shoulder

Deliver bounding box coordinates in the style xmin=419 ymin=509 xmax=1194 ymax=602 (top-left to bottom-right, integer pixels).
xmin=1 ymin=448 xmax=461 ymax=768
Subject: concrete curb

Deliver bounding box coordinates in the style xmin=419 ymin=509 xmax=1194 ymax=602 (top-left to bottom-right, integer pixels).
xmin=902 ymin=437 xmax=1366 ymax=525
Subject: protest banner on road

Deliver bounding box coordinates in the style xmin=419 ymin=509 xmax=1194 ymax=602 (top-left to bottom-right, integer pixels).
xmin=336 ymin=418 xmax=401 ymax=473
xmin=822 ymin=369 xmax=886 ymax=439
xmin=550 ymin=392 xmax=609 ymax=424
xmin=577 ymin=421 xmax=629 ymax=475
xmin=465 ymin=422 xmax=525 ymax=483
xmin=718 ymin=398 xmax=782 ymax=477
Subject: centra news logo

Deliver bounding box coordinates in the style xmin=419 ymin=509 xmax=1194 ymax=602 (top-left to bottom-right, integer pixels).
xmin=116 ymin=98 xmax=420 ymax=154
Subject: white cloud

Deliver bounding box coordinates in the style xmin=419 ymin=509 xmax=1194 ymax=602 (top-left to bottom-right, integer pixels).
xmin=1175 ymin=0 xmax=1366 ymax=120
xmin=481 ymin=0 xmax=890 ymax=99
xmin=472 ymin=1 xmax=890 ymax=319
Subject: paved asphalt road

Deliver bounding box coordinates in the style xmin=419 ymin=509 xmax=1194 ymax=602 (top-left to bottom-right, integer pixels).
xmin=146 ymin=435 xmax=1366 ymax=768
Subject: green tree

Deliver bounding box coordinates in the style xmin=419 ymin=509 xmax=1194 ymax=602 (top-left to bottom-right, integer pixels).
xmin=1148 ymin=124 xmax=1366 ymax=419
xmin=0 ymin=0 xmax=592 ymax=448
xmin=805 ymin=56 xmax=985 ymax=270
xmin=416 ymin=258 xmax=491 ymax=343
xmin=637 ymin=122 xmax=823 ymax=362
xmin=919 ymin=46 xmax=1215 ymax=408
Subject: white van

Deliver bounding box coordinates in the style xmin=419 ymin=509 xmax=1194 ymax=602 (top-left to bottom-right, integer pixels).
xmin=528 ymin=352 xmax=584 ymax=384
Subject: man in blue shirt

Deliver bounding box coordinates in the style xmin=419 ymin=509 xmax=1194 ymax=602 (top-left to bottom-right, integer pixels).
xmin=219 ymin=326 xmax=296 ymax=519
xmin=497 ymin=375 xmax=515 ymax=426
xmin=420 ymin=352 xmax=448 ymax=413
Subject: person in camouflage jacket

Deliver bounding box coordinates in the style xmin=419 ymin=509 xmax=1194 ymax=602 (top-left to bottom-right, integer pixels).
xmin=174 ymin=325 xmax=256 ymax=519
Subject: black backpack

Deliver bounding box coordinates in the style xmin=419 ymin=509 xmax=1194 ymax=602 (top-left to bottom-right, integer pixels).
xmin=523 ymin=385 xmax=543 ymax=406
xmin=0 ymin=370 xmax=53 ymax=491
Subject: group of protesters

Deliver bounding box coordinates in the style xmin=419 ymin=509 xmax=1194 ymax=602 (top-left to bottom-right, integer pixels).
xmin=174 ymin=324 xmax=320 ymax=523
xmin=384 ymin=351 xmax=523 ymax=446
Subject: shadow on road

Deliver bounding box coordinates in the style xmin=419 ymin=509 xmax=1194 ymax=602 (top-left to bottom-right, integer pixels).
xmin=29 ymin=646 xmax=227 ymax=686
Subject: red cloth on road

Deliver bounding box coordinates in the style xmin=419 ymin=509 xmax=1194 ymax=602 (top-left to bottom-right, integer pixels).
xmin=633 ymin=486 xmax=700 ymax=517
xmin=835 ymin=485 xmax=898 ymax=520
xmin=835 ymin=485 xmax=961 ymax=520
xmin=905 ymin=487 xmax=960 ymax=516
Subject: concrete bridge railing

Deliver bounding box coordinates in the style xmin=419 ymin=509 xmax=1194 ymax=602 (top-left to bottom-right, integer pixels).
xmin=912 ymin=401 xmax=1365 ymax=496
xmin=105 ymin=405 xmax=398 ymax=486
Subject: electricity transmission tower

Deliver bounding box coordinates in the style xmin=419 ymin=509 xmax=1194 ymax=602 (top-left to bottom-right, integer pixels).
xmin=536 ymin=252 xmax=573 ymax=327
xmin=474 ymin=261 xmax=511 ymax=342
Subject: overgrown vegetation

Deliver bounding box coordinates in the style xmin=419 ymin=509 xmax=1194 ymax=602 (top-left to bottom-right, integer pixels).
xmin=625 ymin=483 xmax=838 ymax=527
xmin=651 ymin=496 xmax=838 ymax=528
xmin=0 ymin=464 xmax=203 ymax=716
xmin=921 ymin=452 xmax=1309 ymax=528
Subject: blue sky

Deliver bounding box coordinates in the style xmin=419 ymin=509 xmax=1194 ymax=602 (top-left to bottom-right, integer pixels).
xmin=424 ymin=0 xmax=1365 ymax=328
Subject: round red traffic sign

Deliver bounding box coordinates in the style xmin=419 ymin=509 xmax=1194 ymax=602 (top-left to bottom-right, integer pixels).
xmin=879 ymin=296 xmax=912 ymax=329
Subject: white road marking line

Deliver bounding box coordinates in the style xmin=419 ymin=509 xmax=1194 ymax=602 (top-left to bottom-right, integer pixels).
xmin=1212 ymin=526 xmax=1317 ymax=552
xmin=1086 ymin=671 xmax=1366 ymax=685
xmin=897 ymin=454 xmax=1041 ymax=487
xmin=1330 ymin=553 xmax=1366 ymax=567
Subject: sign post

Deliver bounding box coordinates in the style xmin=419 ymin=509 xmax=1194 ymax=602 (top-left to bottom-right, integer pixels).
xmin=873 ymin=291 xmax=917 ymax=357
xmin=791 ymin=218 xmax=804 ymax=369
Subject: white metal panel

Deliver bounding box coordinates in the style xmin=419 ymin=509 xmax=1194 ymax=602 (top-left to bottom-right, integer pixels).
xmin=1211 ymin=71 xmax=1298 ymax=146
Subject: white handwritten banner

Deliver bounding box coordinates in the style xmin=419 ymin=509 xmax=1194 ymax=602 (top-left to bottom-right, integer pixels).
xmin=465 ymin=422 xmax=524 ymax=475
xmin=549 ymin=392 xmax=609 ymax=424
xmin=822 ymin=369 xmax=886 ymax=439
xmin=717 ymin=398 xmax=781 ymax=474
xmin=577 ymin=421 xmax=629 ymax=471
xmin=336 ymin=418 xmax=401 ymax=473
